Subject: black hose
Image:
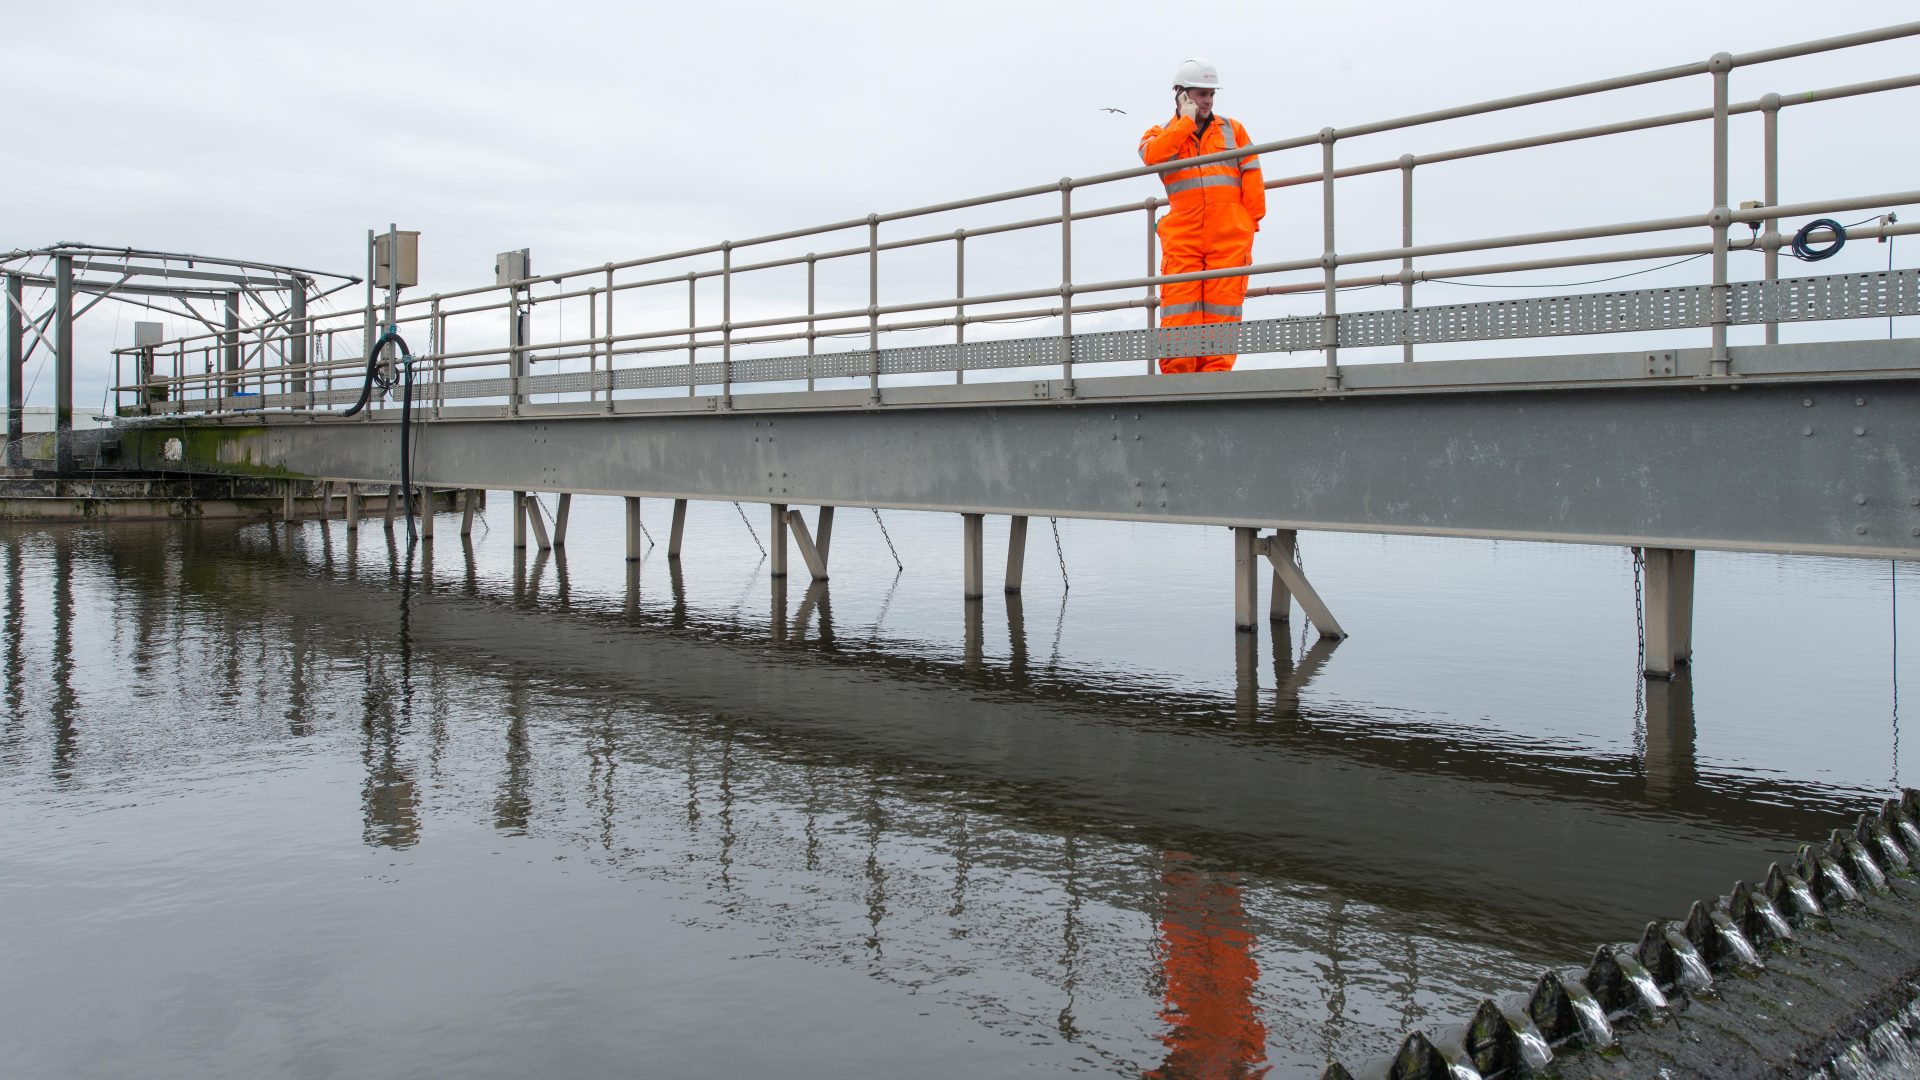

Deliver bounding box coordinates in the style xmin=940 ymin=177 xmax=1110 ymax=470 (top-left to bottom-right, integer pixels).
xmin=340 ymin=328 xmax=418 ymax=542
xmin=399 ymin=347 xmax=417 ymax=542
xmin=1792 ymin=218 xmax=1847 ymax=262
xmin=341 ymin=328 xmax=406 ymax=418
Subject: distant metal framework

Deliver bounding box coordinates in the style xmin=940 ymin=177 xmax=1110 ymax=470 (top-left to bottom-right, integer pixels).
xmin=0 ymin=243 xmax=356 ymax=470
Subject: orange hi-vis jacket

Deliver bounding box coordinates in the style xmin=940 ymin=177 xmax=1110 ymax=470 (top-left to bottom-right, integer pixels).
xmin=1138 ymin=115 xmax=1265 ymax=372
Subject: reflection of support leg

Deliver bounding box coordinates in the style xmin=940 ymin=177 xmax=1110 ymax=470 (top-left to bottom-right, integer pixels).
xmin=963 ymin=512 xmax=984 ymax=599
xmin=770 ymin=503 xmax=788 ymax=577
xmin=551 ymin=493 xmax=570 ymax=548
xmin=1641 ymin=547 xmax=1695 ymax=677
xmin=625 ymin=496 xmax=642 ymax=562
xmin=1269 ymin=528 xmax=1295 ymax=623
xmin=668 ymin=498 xmax=687 ymax=559
xmin=1644 ymin=668 xmax=1697 ymax=800
xmin=786 ymin=509 xmax=829 ymax=580
xmin=1262 ymin=532 xmax=1345 ymax=639
xmin=1234 ymin=632 xmax=1259 ymax=722
xmin=1006 ymin=515 xmax=1029 ymax=594
xmin=1006 ymin=592 xmax=1028 ymax=677
xmin=1233 ymin=527 xmax=1258 ymax=632
xmin=770 ymin=575 xmax=788 ymax=642
xmin=964 ymin=597 xmax=984 ymax=667
xmin=624 ymin=560 xmax=640 ymax=618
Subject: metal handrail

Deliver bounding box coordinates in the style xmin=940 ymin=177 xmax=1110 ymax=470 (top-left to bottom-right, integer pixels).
xmin=109 ymin=22 xmax=1920 ymax=414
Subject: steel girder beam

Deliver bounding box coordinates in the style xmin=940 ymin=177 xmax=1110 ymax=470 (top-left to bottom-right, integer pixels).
xmin=127 ymin=368 xmax=1920 ymax=560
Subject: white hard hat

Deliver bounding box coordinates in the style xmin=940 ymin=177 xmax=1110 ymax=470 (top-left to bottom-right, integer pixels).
xmin=1172 ymin=58 xmax=1221 ymax=90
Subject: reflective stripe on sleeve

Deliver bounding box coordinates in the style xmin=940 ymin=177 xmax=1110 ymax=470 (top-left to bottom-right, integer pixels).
xmin=1240 ymin=156 xmax=1260 ymax=172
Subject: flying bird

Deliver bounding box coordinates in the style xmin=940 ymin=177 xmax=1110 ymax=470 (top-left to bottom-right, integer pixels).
xmin=1100 ymin=107 xmax=1128 ymax=114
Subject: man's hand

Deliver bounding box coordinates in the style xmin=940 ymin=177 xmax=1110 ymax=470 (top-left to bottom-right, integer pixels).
xmin=1176 ymin=91 xmax=1198 ymax=121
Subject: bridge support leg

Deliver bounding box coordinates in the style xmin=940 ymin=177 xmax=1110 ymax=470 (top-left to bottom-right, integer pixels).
xmin=421 ymin=488 xmax=435 ymax=539
xmin=512 ymin=490 xmax=527 ymax=548
xmin=668 ymin=499 xmax=687 ymax=559
xmin=552 ymin=493 xmax=571 ymax=549
xmin=1233 ymin=527 xmax=1259 ymax=632
xmin=1006 ymin=515 xmax=1028 ymax=593
xmin=1261 ymin=531 xmax=1345 ymax=639
xmin=786 ymin=508 xmax=830 ymax=581
xmin=1269 ymin=528 xmax=1296 ymax=623
xmin=346 ymin=485 xmax=361 ymax=531
xmin=963 ymin=512 xmax=984 ymax=599
xmin=527 ymin=494 xmax=552 ymax=552
xmin=384 ymin=484 xmax=397 ymax=532
xmin=317 ymin=482 xmax=333 ymax=522
xmin=1640 ymin=547 xmax=1695 ymax=677
xmin=625 ymin=496 xmax=642 ymax=561
xmin=282 ymin=481 xmax=295 ymax=522
xmin=770 ymin=503 xmax=788 ymax=577
xmin=460 ymin=490 xmax=477 ymax=538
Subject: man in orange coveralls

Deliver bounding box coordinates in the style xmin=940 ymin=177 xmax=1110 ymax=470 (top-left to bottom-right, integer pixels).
xmin=1138 ymin=59 xmax=1265 ymax=373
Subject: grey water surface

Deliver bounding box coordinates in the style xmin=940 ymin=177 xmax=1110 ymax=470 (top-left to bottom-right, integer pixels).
xmin=1 ymin=500 xmax=1914 ymax=1078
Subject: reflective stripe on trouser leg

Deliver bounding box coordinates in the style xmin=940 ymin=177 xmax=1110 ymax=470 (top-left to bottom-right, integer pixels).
xmin=1157 ymin=274 xmax=1205 ymax=374
xmin=1197 ymin=247 xmax=1252 ymax=371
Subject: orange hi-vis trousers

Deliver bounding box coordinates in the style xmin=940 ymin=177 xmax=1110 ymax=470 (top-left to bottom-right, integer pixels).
xmin=1138 ymin=113 xmax=1265 ymax=373
xmin=1157 ymin=221 xmax=1254 ymax=373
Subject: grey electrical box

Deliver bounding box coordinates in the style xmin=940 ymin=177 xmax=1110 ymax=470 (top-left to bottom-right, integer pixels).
xmin=373 ymin=230 xmax=420 ymax=289
xmin=133 ymin=322 xmax=165 ymax=346
xmin=495 ymin=248 xmax=531 ymax=285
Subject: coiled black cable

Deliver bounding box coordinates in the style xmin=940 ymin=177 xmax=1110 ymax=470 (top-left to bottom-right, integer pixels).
xmin=1791 ymin=218 xmax=1847 ymax=262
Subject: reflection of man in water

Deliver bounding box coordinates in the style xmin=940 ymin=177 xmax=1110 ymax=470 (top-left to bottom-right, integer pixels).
xmin=1147 ymin=852 xmax=1269 ymax=1078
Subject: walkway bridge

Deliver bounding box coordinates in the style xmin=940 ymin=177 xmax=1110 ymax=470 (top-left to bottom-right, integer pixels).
xmin=12 ymin=22 xmax=1920 ymax=673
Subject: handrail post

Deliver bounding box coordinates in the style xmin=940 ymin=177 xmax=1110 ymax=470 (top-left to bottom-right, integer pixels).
xmin=1319 ymin=127 xmax=1342 ymax=390
xmin=1708 ymin=52 xmax=1733 ymax=377
xmin=508 ymin=280 xmax=523 ymax=417
xmin=1761 ymin=92 xmax=1781 ymax=346
xmin=588 ymin=273 xmax=598 ymax=405
xmin=721 ymin=240 xmax=733 ymax=409
xmin=1144 ymin=197 xmax=1158 ymax=374
xmin=867 ymin=213 xmax=880 ymax=406
xmin=1059 ymin=177 xmax=1075 ymax=397
xmin=1400 ymin=154 xmax=1416 ymax=362
xmin=805 ymin=253 xmax=817 ymax=392
xmin=431 ymin=296 xmax=444 ymax=419
xmin=954 ymin=228 xmax=966 ymax=385
xmin=686 ymin=271 xmax=697 ymax=397
xmin=604 ymin=266 xmax=616 ymax=413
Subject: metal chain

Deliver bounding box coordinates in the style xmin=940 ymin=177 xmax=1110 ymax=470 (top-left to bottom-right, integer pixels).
xmin=1632 ymin=547 xmax=1647 ymax=763
xmin=731 ymin=500 xmax=765 ymax=556
xmin=1296 ymin=538 xmax=1310 ymax=661
xmin=1049 ymin=517 xmax=1069 ymax=590
xmin=872 ymin=509 xmax=903 ymax=569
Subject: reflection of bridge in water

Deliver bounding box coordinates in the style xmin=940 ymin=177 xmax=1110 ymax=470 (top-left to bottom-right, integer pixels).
xmin=2 ymin=520 xmax=1870 ymax=1070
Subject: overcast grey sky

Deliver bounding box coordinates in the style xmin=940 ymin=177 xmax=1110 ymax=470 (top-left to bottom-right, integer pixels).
xmin=5 ymin=0 xmax=1918 ymax=408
